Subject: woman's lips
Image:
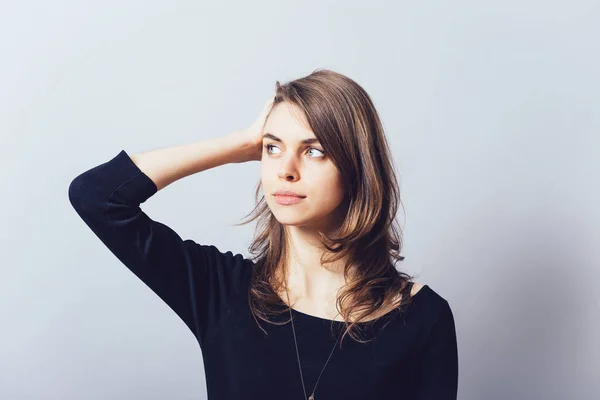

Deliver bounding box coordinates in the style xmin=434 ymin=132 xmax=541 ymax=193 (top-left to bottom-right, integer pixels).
xmin=274 ymin=195 xmax=305 ymax=205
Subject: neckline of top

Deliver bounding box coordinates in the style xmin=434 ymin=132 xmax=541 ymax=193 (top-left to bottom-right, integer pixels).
xmin=288 ymin=284 xmax=430 ymax=324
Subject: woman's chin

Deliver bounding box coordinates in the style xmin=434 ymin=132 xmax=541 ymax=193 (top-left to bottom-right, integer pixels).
xmin=273 ymin=216 xmax=310 ymax=227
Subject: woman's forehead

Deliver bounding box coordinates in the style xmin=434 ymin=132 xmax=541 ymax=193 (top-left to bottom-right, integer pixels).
xmin=264 ymin=105 xmax=317 ymax=144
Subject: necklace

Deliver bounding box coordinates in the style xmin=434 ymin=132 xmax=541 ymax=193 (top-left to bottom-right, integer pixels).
xmin=285 ymin=287 xmax=344 ymax=400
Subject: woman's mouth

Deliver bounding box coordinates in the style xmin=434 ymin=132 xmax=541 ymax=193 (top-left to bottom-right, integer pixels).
xmin=274 ymin=195 xmax=305 ymax=205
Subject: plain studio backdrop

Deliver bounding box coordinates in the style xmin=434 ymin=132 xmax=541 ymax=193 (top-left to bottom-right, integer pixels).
xmin=1 ymin=1 xmax=598 ymax=399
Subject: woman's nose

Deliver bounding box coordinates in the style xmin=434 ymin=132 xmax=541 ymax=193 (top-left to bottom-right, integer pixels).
xmin=277 ymin=157 xmax=299 ymax=181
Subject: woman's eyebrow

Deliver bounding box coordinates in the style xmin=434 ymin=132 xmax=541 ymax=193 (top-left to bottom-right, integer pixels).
xmin=262 ymin=133 xmax=321 ymax=145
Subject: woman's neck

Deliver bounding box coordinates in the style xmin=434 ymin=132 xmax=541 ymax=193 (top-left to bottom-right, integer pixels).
xmin=281 ymin=225 xmax=352 ymax=304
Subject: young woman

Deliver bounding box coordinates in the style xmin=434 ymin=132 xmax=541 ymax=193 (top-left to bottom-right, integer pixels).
xmin=69 ymin=69 xmax=458 ymax=399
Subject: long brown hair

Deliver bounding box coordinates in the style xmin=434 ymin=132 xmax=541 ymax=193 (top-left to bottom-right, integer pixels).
xmin=234 ymin=68 xmax=415 ymax=345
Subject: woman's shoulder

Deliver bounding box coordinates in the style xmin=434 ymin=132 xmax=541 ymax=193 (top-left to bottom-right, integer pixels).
xmin=410 ymin=281 xmax=426 ymax=297
xmin=409 ymin=281 xmax=449 ymax=301
xmin=407 ymin=281 xmax=454 ymax=323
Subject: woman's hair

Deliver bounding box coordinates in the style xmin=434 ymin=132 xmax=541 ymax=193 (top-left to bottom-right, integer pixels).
xmin=235 ymin=68 xmax=415 ymax=345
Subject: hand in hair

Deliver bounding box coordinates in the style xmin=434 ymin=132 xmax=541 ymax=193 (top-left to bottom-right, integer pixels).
xmin=230 ymin=98 xmax=275 ymax=163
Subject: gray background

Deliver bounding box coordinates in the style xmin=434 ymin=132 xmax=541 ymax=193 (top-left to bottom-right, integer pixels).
xmin=1 ymin=1 xmax=598 ymax=399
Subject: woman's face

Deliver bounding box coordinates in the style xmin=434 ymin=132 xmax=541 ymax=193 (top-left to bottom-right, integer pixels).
xmin=260 ymin=102 xmax=346 ymax=231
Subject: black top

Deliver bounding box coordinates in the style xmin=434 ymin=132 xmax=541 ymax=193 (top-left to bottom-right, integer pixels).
xmin=68 ymin=149 xmax=459 ymax=400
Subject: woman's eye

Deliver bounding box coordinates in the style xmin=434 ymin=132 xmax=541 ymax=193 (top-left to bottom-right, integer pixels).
xmin=264 ymin=144 xmax=280 ymax=154
xmin=307 ymin=148 xmax=325 ymax=158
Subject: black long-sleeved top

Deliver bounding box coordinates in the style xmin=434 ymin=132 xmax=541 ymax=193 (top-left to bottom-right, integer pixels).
xmin=68 ymin=149 xmax=459 ymax=400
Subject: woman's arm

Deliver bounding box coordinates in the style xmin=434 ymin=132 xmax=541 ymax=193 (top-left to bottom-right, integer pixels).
xmin=129 ymin=98 xmax=274 ymax=190
xmin=67 ymin=100 xmax=273 ymax=347
xmin=415 ymin=300 xmax=459 ymax=399
xmin=129 ymin=133 xmax=257 ymax=192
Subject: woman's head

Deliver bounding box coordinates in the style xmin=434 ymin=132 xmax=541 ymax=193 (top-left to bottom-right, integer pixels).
xmin=261 ymin=69 xmax=397 ymax=237
xmin=238 ymin=68 xmax=413 ymax=343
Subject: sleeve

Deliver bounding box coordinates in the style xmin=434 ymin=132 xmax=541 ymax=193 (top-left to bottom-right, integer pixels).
xmin=67 ymin=149 xmax=251 ymax=348
xmin=415 ymin=299 xmax=459 ymax=400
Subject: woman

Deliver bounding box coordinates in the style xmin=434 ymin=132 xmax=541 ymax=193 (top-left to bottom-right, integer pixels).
xmin=69 ymin=69 xmax=458 ymax=399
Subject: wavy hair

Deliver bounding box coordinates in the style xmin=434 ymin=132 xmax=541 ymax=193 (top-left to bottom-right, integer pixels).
xmin=234 ymin=68 xmax=415 ymax=345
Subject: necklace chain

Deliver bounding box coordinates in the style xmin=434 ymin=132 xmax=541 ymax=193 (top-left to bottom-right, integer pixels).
xmin=286 ymin=287 xmax=344 ymax=400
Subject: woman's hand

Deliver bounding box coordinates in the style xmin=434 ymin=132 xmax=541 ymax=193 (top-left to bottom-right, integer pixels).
xmin=229 ymin=98 xmax=275 ymax=163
